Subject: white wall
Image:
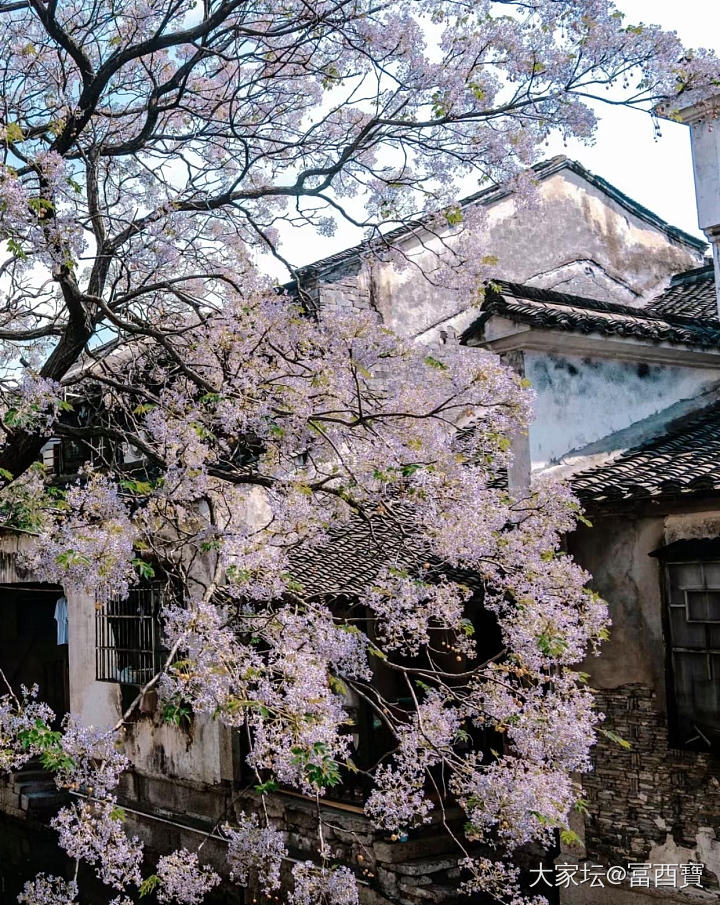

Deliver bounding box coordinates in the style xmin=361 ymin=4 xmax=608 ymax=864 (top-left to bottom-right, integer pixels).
xmin=525 ymin=351 xmax=720 ymax=470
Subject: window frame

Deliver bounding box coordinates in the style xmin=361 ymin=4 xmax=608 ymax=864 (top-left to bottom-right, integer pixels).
xmin=660 ymin=554 xmax=720 ymax=752
xmin=95 ymin=584 xmax=165 ymax=686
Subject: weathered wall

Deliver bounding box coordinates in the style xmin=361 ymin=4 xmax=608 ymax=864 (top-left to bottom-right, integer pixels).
xmin=570 ymin=516 xmax=667 ymax=695
xmin=123 ymin=716 xmax=235 ymax=787
xmin=0 ymin=532 xmax=236 ymax=794
xmin=66 ymin=587 xmax=120 ymax=729
xmin=567 ymin=513 xmax=720 ymax=902
xmin=313 ymin=168 xmax=705 ymax=341
xmin=526 ymin=353 xmax=720 ymax=471
xmin=584 ymin=685 xmax=720 ymax=873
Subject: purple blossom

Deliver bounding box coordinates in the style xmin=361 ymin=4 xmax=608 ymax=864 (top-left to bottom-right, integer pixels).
xmin=155 ymin=850 xmax=220 ymax=904
xmin=225 ymin=813 xmax=287 ymax=893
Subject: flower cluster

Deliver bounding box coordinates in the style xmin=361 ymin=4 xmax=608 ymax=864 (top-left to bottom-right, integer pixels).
xmin=155 ymin=850 xmax=221 ymax=904
xmin=53 ymin=717 xmax=129 ymax=796
xmin=0 ymin=684 xmax=55 ymax=772
xmin=289 ymin=862 xmax=359 ymax=905
xmin=52 ymin=799 xmax=144 ymax=891
xmin=225 ymin=813 xmax=287 ymax=894
xmin=17 ymin=875 xmax=79 ymax=905
xmin=24 ymin=471 xmax=138 ymax=604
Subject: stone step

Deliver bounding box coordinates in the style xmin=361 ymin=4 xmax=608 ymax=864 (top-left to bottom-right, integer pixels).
xmin=20 ymin=788 xmax=68 ymax=814
xmin=15 ymin=779 xmax=57 ymax=796
xmin=11 ymin=770 xmax=54 ymax=789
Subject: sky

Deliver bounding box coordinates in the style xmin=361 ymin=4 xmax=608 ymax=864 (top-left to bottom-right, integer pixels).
xmin=554 ymin=0 xmax=720 ymax=243
xmin=274 ymin=0 xmax=720 ymax=275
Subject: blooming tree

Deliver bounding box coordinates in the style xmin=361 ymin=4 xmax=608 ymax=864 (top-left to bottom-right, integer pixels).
xmin=0 ymin=0 xmax=717 ymax=903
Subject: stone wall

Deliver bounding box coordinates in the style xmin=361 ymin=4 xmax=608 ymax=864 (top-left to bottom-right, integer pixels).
xmin=583 ymin=684 xmax=720 ymax=890
xmin=114 ymin=769 xmax=470 ymax=905
xmin=243 ymin=791 xmax=465 ymax=905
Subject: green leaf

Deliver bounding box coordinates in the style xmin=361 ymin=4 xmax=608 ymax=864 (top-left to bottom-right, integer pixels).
xmin=4 ymin=122 xmax=23 ymax=142
xmin=599 ymin=728 xmax=632 ymax=750
xmin=161 ymin=695 xmax=193 ymax=729
xmin=574 ymin=798 xmax=591 ymax=816
xmin=460 ymin=618 xmax=475 ymax=637
xmin=254 ymin=779 xmax=279 ymax=794
xmin=120 ymin=479 xmax=153 ymax=495
xmin=139 ymin=874 xmax=161 ymax=898
xmin=444 ymin=205 xmax=463 ymax=226
xmin=560 ymin=828 xmax=583 ymax=847
xmin=28 ymin=197 xmax=54 ymax=218
xmin=132 ymin=558 xmax=155 ymax=580
xmin=55 ymin=550 xmax=91 ymax=569
xmin=6 ymin=238 xmax=26 ymax=260
xmin=328 ymin=675 xmax=348 ymax=697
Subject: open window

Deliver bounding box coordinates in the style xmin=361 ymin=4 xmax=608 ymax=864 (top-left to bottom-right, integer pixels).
xmin=654 ymin=539 xmax=720 ymax=751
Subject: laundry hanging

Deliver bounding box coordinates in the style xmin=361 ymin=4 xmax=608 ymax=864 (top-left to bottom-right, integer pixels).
xmin=54 ymin=595 xmax=68 ymax=645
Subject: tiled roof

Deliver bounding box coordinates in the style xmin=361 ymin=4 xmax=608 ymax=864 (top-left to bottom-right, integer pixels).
xmin=646 ymin=264 xmax=718 ymax=321
xmin=287 ymin=505 xmax=484 ymax=598
xmin=571 ymin=402 xmax=720 ymax=505
xmin=287 ymin=157 xmax=705 ymax=286
xmin=288 ymin=507 xmax=429 ymax=598
xmin=461 ymin=281 xmax=720 ymax=348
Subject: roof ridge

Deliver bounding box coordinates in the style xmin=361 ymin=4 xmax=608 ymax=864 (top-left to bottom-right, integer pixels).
xmin=489 ymin=280 xmax=662 ymax=320
xmin=669 ymin=263 xmax=715 ymax=286
xmin=290 ymin=157 xmax=706 ymax=281
xmin=461 ymin=279 xmax=720 ymax=349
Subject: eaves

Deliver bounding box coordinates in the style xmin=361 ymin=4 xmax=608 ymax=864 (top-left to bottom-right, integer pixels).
xmin=471 ymin=324 xmax=720 ymax=370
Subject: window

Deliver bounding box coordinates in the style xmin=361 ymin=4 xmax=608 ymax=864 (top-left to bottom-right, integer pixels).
xmin=664 ymin=557 xmax=720 ymax=750
xmin=95 ymin=585 xmax=165 ymax=685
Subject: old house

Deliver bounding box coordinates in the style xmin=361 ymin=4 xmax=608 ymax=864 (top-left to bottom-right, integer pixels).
xmin=286 ymin=128 xmax=720 ymax=902
xmin=2 ymin=140 xmax=719 ymax=904
xmin=461 ymin=265 xmax=720 ymax=904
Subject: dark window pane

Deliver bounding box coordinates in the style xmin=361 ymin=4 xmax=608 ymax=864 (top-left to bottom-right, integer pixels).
xmin=686 ymin=590 xmax=720 ymax=622
xmin=669 ymin=606 xmax=706 ymax=648
xmin=666 ymin=560 xmax=720 ymax=750
xmin=95 ymin=585 xmax=164 ymax=684
xmin=669 ymin=562 xmax=703 ymax=593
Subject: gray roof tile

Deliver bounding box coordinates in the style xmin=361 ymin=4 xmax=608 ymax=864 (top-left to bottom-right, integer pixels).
xmin=646 ymin=265 xmax=717 ymax=321
xmin=288 ymin=507 xmax=429 ymax=598
xmin=572 ymin=402 xmax=720 ymax=505
xmin=462 ymin=281 xmax=720 ymax=348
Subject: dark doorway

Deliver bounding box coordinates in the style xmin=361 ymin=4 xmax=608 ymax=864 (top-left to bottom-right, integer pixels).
xmin=0 ymin=586 xmax=69 ymax=725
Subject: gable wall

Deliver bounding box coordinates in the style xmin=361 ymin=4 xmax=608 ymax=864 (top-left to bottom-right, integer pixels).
xmin=312 ymin=168 xmax=705 ymax=343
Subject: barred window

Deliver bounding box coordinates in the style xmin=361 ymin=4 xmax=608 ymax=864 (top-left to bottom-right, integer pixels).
xmin=96 ymin=585 xmax=165 ymax=685
xmin=664 ymin=558 xmax=720 ymax=750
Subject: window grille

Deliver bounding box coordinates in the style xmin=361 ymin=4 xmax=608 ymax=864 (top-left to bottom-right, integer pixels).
xmin=664 ymin=560 xmax=720 ymax=750
xmin=96 ymin=585 xmax=164 ymax=684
